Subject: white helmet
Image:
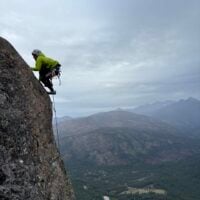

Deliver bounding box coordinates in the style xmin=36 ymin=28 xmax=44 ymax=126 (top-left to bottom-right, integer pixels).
xmin=32 ymin=49 xmax=42 ymax=56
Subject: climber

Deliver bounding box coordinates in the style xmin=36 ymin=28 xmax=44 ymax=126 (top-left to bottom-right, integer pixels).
xmin=31 ymin=49 xmax=61 ymax=95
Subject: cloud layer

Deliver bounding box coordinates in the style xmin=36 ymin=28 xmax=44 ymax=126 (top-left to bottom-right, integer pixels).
xmin=1 ymin=0 xmax=200 ymax=116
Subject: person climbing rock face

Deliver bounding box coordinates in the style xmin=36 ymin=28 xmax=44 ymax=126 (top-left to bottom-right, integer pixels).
xmin=31 ymin=49 xmax=61 ymax=95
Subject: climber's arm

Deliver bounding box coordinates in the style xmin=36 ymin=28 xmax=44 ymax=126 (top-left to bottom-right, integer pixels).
xmin=31 ymin=57 xmax=43 ymax=71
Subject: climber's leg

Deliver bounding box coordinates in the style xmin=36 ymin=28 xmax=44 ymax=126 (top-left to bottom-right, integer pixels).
xmin=39 ymin=69 xmax=56 ymax=94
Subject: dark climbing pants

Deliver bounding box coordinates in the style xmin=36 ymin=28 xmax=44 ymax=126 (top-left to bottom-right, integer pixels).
xmin=39 ymin=67 xmax=54 ymax=91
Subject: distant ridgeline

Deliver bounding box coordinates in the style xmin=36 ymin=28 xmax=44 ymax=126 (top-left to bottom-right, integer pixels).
xmin=0 ymin=37 xmax=75 ymax=200
xmin=57 ymin=110 xmax=200 ymax=200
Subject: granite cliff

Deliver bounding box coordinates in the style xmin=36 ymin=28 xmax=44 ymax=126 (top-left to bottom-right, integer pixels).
xmin=0 ymin=37 xmax=75 ymax=200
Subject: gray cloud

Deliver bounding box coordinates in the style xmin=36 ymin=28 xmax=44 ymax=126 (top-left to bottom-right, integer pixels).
xmin=0 ymin=0 xmax=200 ymax=117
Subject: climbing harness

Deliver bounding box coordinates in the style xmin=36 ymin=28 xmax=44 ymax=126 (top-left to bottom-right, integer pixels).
xmin=47 ymin=64 xmax=62 ymax=86
xmin=52 ymin=95 xmax=60 ymax=151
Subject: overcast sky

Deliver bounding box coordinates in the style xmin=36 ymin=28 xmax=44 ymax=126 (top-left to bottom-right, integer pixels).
xmin=1 ymin=0 xmax=200 ymax=117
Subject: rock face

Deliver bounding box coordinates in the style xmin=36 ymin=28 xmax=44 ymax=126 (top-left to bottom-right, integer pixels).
xmin=0 ymin=37 xmax=75 ymax=200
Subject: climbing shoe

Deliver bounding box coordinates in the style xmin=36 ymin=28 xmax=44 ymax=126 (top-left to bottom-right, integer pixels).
xmin=48 ymin=90 xmax=56 ymax=95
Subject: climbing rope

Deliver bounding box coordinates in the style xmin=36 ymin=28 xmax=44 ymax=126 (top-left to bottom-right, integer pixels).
xmin=52 ymin=95 xmax=60 ymax=151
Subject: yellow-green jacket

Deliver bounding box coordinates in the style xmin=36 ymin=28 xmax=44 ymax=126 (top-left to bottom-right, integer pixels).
xmin=31 ymin=53 xmax=59 ymax=71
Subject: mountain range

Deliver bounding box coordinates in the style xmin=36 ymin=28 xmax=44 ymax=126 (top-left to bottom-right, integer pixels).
xmin=58 ymin=110 xmax=178 ymax=137
xmin=58 ymin=110 xmax=199 ymax=166
xmin=130 ymin=97 xmax=200 ymax=137
xmin=56 ymin=97 xmax=200 ymax=200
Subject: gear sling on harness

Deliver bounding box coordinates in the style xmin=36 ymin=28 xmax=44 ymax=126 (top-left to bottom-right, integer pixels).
xmin=41 ymin=63 xmax=61 ymax=88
